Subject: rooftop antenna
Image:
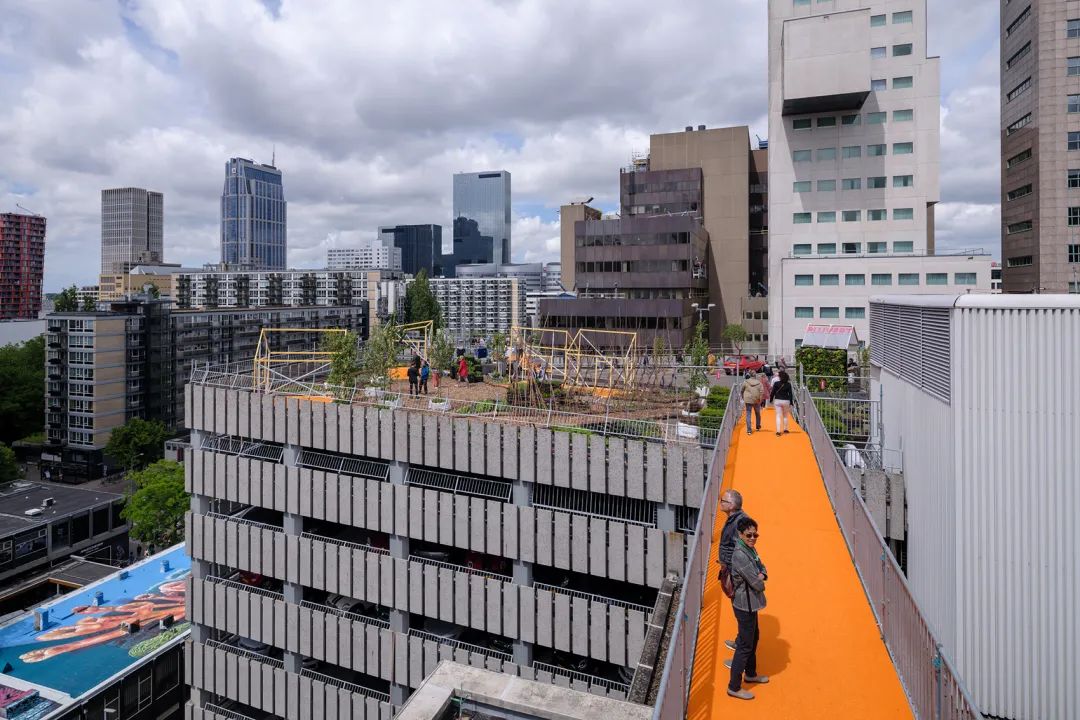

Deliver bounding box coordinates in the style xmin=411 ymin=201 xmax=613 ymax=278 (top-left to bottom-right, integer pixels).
xmin=271 ymin=144 xmax=276 ymax=167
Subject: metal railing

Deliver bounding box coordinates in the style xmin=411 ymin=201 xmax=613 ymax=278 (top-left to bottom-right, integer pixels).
xmin=794 ymin=385 xmax=983 ymax=720
xmin=206 ymin=512 xmax=282 ymax=534
xmin=532 ymin=661 xmax=630 ymax=696
xmin=205 ymin=575 xmax=284 ymax=601
xmin=409 ymin=629 xmax=512 ymax=664
xmin=532 ymin=484 xmax=658 ymax=527
xmin=205 ymin=639 xmax=284 ymax=669
xmin=301 ymin=668 xmax=391 ymax=703
xmin=200 ymin=433 xmax=284 ymax=463
xmin=534 ymin=583 xmax=653 ymax=616
xmin=408 ymin=553 xmax=508 ymax=582
xmin=297 ymin=448 xmax=390 ymax=480
xmin=202 ymin=702 xmax=262 ymax=720
xmin=405 ymin=467 xmax=513 ymax=502
xmin=301 ymin=531 xmax=390 ymax=556
xmin=651 ymin=386 xmax=740 ymax=720
xmin=300 ymin=599 xmax=390 ymax=630
xmin=189 ymin=364 xmax=719 ymax=447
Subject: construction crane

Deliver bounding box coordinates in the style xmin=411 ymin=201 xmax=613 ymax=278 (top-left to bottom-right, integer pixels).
xmin=15 ymin=203 xmax=41 ymax=217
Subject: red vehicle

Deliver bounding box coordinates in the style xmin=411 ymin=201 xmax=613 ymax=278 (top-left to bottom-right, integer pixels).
xmin=722 ymin=355 xmax=765 ymax=375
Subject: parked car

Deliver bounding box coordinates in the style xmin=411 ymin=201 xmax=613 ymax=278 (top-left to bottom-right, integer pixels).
xmin=326 ymin=593 xmax=377 ymax=617
xmin=722 ymin=355 xmax=765 ymax=375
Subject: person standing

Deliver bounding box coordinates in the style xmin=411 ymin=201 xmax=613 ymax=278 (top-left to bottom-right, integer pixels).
xmin=407 ymin=359 xmax=419 ymax=396
xmin=740 ymin=371 xmax=763 ymax=435
xmin=458 ymin=355 xmax=468 ymax=383
xmin=420 ymin=360 xmax=430 ymax=395
xmin=718 ymin=489 xmax=746 ymax=652
xmin=728 ymin=516 xmax=769 ymax=699
xmin=772 ymin=370 xmax=794 ymax=436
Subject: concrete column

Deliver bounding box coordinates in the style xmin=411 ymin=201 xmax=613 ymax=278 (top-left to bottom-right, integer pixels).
xmin=390 ymin=535 xmax=409 ymax=559
xmin=285 ymin=652 xmax=303 ymax=674
xmin=513 ymin=640 xmax=533 ymax=667
xmin=656 ymin=505 xmax=676 ymax=532
xmin=390 ymin=683 xmax=410 ymax=707
xmin=191 ymin=558 xmax=210 ymax=581
xmin=191 ymin=623 xmax=207 ymax=643
xmin=512 ymin=560 xmax=533 ymax=586
xmin=191 ymin=494 xmax=211 ymax=515
xmin=283 ymin=512 xmax=302 ymax=537
xmin=388 ymin=460 xmax=406 ymax=485
xmin=390 ymin=609 xmax=409 ymax=634
xmin=190 ymin=428 xmax=205 ymax=449
xmin=283 ymin=443 xmax=300 ymax=467
xmin=511 ymin=480 xmax=531 ymax=506
xmin=284 ymin=582 xmax=302 ymax=604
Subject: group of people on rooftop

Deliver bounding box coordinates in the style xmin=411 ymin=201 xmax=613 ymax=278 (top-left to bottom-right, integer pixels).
xmin=739 ymin=364 xmax=794 ymax=436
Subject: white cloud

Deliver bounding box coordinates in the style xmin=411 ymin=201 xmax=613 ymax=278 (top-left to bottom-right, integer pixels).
xmin=0 ymin=0 xmax=1000 ymax=288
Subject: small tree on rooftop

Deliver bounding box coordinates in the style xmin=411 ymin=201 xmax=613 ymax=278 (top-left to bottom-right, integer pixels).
xmin=53 ymin=285 xmax=79 ymax=312
xmin=323 ymin=330 xmax=360 ymax=393
xmin=404 ymin=269 xmax=443 ymax=330
xmin=683 ymin=320 xmax=710 ymax=392
xmin=360 ymin=320 xmax=401 ymax=388
xmin=81 ymin=295 xmax=96 ymax=311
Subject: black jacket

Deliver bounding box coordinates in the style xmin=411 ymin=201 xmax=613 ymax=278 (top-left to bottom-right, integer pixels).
xmin=718 ymin=509 xmax=746 ymax=567
xmin=772 ymin=381 xmax=794 ymax=402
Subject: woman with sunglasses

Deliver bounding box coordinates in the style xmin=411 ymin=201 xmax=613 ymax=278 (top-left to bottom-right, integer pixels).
xmin=728 ymin=515 xmax=769 ymax=700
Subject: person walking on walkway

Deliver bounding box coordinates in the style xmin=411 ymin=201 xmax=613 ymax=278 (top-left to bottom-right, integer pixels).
xmin=758 ymin=369 xmax=771 ymax=409
xmin=741 ymin=371 xmax=763 ymax=435
xmin=772 ymin=370 xmax=794 ymax=436
xmin=728 ymin=515 xmax=769 ymax=700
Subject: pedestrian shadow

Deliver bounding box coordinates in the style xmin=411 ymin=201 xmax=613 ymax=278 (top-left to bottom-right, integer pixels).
xmin=757 ymin=612 xmax=791 ymax=676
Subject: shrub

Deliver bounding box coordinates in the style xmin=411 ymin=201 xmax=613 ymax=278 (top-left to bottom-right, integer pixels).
xmin=698 ymin=406 xmax=726 ymax=431
xmin=457 ymin=400 xmax=496 ymax=415
xmin=706 ymin=385 xmax=731 ymax=410
xmin=794 ymin=346 xmax=847 ymax=389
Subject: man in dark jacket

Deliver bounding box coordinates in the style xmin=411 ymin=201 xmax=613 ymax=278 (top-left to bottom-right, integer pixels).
xmin=718 ymin=489 xmax=746 ymax=652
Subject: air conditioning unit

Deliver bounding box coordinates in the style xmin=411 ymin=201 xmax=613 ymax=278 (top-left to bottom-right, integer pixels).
xmin=24 ymin=508 xmax=42 ymax=517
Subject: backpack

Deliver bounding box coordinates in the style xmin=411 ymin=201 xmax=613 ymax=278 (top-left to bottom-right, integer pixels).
xmin=719 ymin=564 xmax=736 ymax=599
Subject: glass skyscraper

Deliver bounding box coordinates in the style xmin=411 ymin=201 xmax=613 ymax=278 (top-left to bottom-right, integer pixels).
xmin=378 ymin=224 xmax=445 ymax=277
xmin=221 ymin=158 xmax=287 ymax=270
xmin=100 ymin=187 xmax=163 ymax=274
xmin=453 ymin=171 xmax=511 ymax=265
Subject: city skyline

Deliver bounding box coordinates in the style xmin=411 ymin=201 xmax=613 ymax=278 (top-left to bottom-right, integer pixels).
xmin=1 ymin=1 xmax=999 ymax=291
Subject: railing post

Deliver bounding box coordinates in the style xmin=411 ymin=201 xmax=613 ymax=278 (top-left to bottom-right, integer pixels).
xmin=933 ymin=644 xmax=944 ymax=720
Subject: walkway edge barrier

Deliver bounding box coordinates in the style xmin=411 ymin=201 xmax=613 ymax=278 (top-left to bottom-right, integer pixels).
xmin=795 ymin=384 xmax=984 ymax=720
xmin=651 ymin=387 xmax=742 ymax=720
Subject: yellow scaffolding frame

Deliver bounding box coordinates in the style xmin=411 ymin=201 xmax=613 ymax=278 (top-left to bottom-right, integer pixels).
xmin=398 ymin=320 xmax=432 ymax=363
xmin=253 ymin=327 xmax=349 ymax=392
xmin=510 ymin=326 xmax=638 ymax=394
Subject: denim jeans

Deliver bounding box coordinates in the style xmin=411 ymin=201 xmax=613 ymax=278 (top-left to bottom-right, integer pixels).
xmin=745 ymin=403 xmax=761 ymax=432
xmin=729 ymin=607 xmax=760 ymax=691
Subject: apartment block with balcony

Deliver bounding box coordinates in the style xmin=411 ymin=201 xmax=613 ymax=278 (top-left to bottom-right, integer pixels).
xmin=183 ymin=377 xmax=709 ymax=719
xmin=0 ymin=212 xmax=46 ymax=320
xmin=421 ymin=276 xmax=525 ymax=339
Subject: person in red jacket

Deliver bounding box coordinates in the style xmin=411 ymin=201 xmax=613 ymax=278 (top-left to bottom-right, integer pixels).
xmin=458 ymin=355 xmax=468 ymax=383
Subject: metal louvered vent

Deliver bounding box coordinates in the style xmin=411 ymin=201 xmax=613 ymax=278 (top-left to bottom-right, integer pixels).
xmin=869 ymin=301 xmax=952 ymax=404
xmin=296 ymin=449 xmax=390 ymax=480
xmin=406 ymin=467 xmax=512 ymax=502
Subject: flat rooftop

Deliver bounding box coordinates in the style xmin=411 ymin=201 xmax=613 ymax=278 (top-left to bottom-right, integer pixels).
xmin=0 ymin=545 xmax=189 ymax=713
xmin=0 ymin=483 xmax=123 ymax=538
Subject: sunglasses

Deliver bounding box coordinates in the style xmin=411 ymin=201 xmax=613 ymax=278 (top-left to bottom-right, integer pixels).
xmin=743 ymin=532 xmax=759 ymax=538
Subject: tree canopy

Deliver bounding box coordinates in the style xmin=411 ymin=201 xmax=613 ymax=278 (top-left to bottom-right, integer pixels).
xmin=721 ymin=323 xmax=749 ymax=354
xmin=360 ymin=321 xmax=402 ymax=387
xmin=404 ymin=270 xmax=443 ymax=330
xmin=53 ymin=285 xmax=79 ymax=312
xmin=0 ymin=336 xmax=45 ymax=445
xmin=323 ymin=330 xmax=360 ymax=391
xmin=428 ymin=329 xmax=455 ymax=374
xmin=0 ymin=444 xmax=19 ymax=485
xmin=121 ymin=460 xmax=187 ymax=547
xmin=683 ymin=321 xmax=710 ymax=391
xmin=104 ymin=417 xmax=169 ymax=471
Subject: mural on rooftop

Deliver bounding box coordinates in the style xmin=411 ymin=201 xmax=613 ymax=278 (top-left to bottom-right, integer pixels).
xmin=0 ymin=548 xmax=191 ymax=698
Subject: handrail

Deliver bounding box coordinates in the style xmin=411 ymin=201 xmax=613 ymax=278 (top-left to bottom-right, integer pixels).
xmin=301 ymin=668 xmax=391 ymax=703
xmin=532 ymin=661 xmax=630 ymax=695
xmin=794 ymin=385 xmax=984 ymax=720
xmin=301 ymin=531 xmax=390 ymax=556
xmin=651 ymin=385 xmax=740 ymax=720
xmin=203 ymin=702 xmax=263 ymax=720
xmin=534 ymin=583 xmax=653 ymax=616
xmin=409 ymin=629 xmax=512 ymax=663
xmin=300 ymin=599 xmax=390 ymax=630
xmin=205 ymin=512 xmax=283 ymax=534
xmin=408 ymin=554 xmax=508 ymax=582
xmin=205 ymin=639 xmax=284 ymax=669
xmin=205 ymin=575 xmax=284 ymax=601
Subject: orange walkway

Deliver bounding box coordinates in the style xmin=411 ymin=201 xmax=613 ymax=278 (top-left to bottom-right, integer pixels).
xmin=686 ymin=408 xmax=912 ymax=719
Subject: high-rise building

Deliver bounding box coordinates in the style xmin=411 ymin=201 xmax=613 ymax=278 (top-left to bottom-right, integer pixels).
xmin=221 ymin=158 xmax=287 ymax=270
xmin=766 ymin=0 xmax=991 ymax=357
xmin=378 ymin=224 xmax=445 ymax=277
xmin=559 ymin=202 xmax=603 ymax=291
xmin=45 ymin=298 xmax=367 ymax=478
xmin=1000 ymin=2 xmax=1080 ymax=293
xmin=100 ymin=187 xmax=164 ymax=274
xmin=453 ymin=171 xmax=512 ymax=265
xmin=423 ymin=275 xmax=526 ymax=339
xmin=328 ymin=242 xmax=403 ymax=271
xmin=0 ymin=212 xmax=46 ymax=320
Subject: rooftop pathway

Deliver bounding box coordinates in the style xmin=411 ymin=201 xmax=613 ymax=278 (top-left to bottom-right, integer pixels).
xmin=686 ymin=407 xmax=913 ymax=719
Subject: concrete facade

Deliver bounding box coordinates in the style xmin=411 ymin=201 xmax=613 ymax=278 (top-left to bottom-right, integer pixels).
xmin=559 ymin=203 xmax=602 ymax=291
xmin=328 ymin=244 xmax=403 ymax=272
xmin=999 ymin=0 xmax=1080 ymax=293
xmin=183 ymin=382 xmax=710 ymax=719
xmin=100 ymin=187 xmax=163 ymax=275
xmin=419 ymin=276 xmax=525 ymax=339
xmin=768 ymin=0 xmax=949 ymax=356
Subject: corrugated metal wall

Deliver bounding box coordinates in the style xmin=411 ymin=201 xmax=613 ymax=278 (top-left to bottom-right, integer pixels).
xmin=952 ymin=305 xmax=1080 ymax=720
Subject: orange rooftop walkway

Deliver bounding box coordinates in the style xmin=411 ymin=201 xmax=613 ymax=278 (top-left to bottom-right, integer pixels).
xmin=686 ymin=408 xmax=913 ymax=719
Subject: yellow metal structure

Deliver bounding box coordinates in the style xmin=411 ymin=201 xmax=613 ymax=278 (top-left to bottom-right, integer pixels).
xmin=252 ymin=327 xmax=349 ymax=392
xmin=510 ymin=326 xmax=638 ymax=395
xmin=398 ymin=320 xmax=432 ymax=363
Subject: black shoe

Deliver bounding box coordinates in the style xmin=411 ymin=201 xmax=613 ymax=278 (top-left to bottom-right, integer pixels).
xmin=784 ymin=429 xmax=790 ymax=434
xmin=776 ymin=432 xmax=781 ymax=436
xmin=755 ymin=426 xmax=761 ymax=431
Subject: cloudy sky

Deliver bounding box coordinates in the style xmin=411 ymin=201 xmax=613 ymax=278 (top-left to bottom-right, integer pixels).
xmin=0 ymin=0 xmax=1000 ymax=291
